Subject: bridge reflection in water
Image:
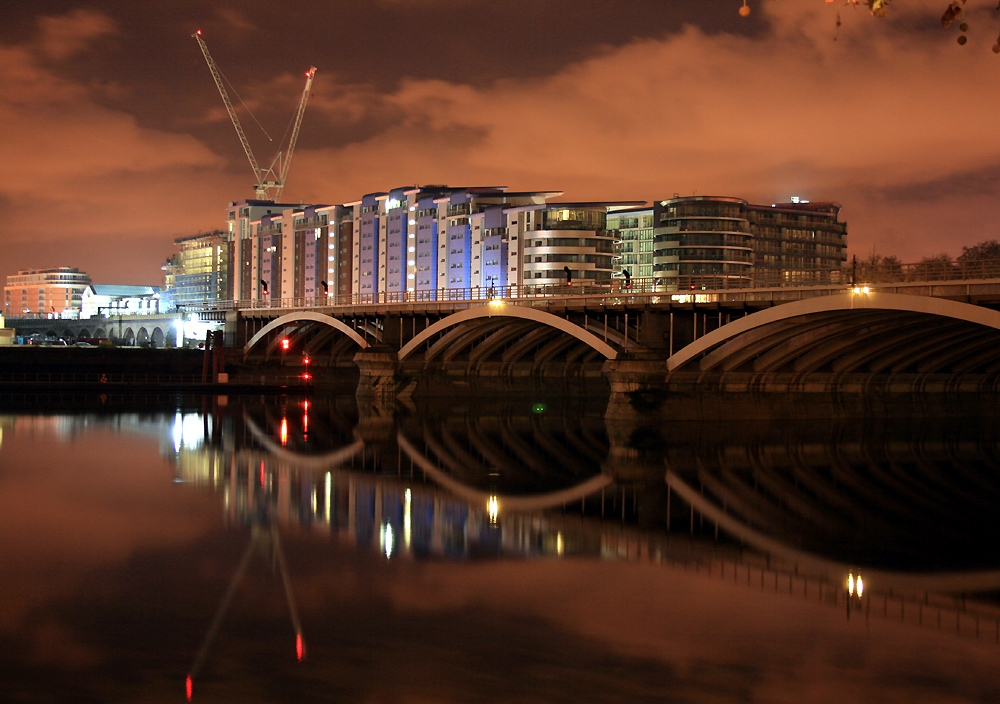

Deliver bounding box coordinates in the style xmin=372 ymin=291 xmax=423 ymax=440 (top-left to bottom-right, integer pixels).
xmin=165 ymin=389 xmax=1000 ymax=646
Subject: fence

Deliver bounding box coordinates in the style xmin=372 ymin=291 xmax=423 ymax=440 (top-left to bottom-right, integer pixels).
xmin=11 ymin=259 xmax=1000 ymax=321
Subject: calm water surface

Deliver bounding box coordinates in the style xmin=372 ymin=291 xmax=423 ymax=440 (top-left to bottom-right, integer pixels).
xmin=1 ymin=391 xmax=999 ymax=703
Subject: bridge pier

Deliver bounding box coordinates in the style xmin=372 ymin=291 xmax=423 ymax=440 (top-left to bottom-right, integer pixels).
xmin=602 ymin=356 xmax=669 ymax=420
xmin=354 ymin=347 xmax=407 ymax=413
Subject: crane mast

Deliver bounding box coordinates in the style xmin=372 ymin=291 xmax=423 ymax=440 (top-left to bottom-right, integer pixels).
xmin=192 ymin=31 xmax=315 ymax=201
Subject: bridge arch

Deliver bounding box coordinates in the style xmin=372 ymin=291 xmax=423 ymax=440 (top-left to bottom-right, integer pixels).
xmin=244 ymin=311 xmax=370 ymax=357
xmin=668 ymin=292 xmax=1000 ymax=375
xmin=244 ymin=415 xmax=366 ymax=469
xmin=398 ymin=304 xmax=619 ymax=361
xmin=397 ymin=433 xmax=613 ymax=512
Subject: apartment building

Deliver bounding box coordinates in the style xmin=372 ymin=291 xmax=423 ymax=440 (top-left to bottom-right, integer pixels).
xmin=4 ymin=267 xmax=92 ymax=318
xmin=178 ymin=188 xmax=847 ymax=308
xmin=653 ymin=196 xmax=848 ymax=287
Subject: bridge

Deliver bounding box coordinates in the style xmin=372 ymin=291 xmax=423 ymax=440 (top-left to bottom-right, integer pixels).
xmin=8 ymin=264 xmax=1000 ymax=395
xmin=228 ymin=269 xmax=1000 ymax=398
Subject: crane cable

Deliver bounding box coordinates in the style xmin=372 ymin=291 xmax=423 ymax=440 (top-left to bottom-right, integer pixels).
xmin=215 ymin=63 xmax=273 ymax=143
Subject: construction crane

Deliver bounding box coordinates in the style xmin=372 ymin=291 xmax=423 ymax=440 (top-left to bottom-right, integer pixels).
xmin=192 ymin=30 xmax=316 ymax=201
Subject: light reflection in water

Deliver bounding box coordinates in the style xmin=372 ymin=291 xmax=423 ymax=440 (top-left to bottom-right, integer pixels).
xmin=4 ymin=391 xmax=1000 ymax=701
xmin=172 ymin=412 xmax=206 ymax=452
xmin=381 ymin=523 xmax=395 ymax=559
xmin=404 ymin=488 xmax=412 ymax=549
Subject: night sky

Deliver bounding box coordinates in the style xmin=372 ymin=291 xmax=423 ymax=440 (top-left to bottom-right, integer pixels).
xmin=2 ymin=1 xmax=1000 ymax=286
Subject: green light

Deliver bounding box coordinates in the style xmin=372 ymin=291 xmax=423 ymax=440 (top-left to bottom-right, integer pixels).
xmin=532 ymin=402 xmax=547 ymax=414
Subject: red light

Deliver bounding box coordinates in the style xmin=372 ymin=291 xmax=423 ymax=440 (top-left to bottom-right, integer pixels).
xmin=260 ymin=460 xmax=266 ymax=486
xmin=196 ymin=30 xmax=202 ymax=35
xmin=280 ymin=418 xmax=288 ymax=446
xmin=296 ymin=633 xmax=305 ymax=661
xmin=303 ymin=356 xmax=310 ymax=365
xmin=186 ymin=675 xmax=193 ymax=700
xmin=302 ymin=373 xmax=311 ymax=380
xmin=281 ymin=338 xmax=290 ymax=351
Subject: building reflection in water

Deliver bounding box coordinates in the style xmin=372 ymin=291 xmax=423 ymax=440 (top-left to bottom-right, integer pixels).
xmin=60 ymin=388 xmax=998 ymax=647
xmin=8 ymin=387 xmax=1000 ymax=704
xmin=165 ymin=395 xmax=614 ymax=561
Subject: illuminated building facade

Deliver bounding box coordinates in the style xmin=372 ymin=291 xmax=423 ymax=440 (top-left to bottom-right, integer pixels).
xmin=220 ymin=186 xmax=642 ymax=304
xmin=162 ymin=230 xmax=228 ymax=308
xmin=4 ymin=267 xmax=91 ymax=318
xmin=225 ymin=199 xmax=310 ymax=302
xmin=606 ymin=206 xmax=655 ymax=284
xmin=80 ymin=285 xmax=163 ymax=318
xmin=652 ymin=196 xmax=848 ymax=286
xmin=209 ymin=190 xmax=847 ymax=306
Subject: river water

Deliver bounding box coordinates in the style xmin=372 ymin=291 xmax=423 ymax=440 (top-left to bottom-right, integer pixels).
xmin=1 ymin=388 xmax=999 ymax=702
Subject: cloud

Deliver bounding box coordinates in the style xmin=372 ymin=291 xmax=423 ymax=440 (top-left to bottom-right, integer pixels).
xmin=0 ymin=11 xmax=234 ymax=282
xmin=292 ymin=0 xmax=1000 ymax=260
xmin=212 ymin=7 xmax=258 ymax=33
xmin=3 ymin=1 xmax=998 ymax=287
xmin=34 ymin=8 xmax=117 ymax=61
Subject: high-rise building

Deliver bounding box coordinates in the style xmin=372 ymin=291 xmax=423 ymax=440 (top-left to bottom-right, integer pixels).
xmin=607 ymin=206 xmax=656 ymax=283
xmin=162 ymin=230 xmax=228 ymax=309
xmin=225 ymin=199 xmax=312 ymax=302
xmin=4 ymin=267 xmax=91 ymax=318
xmin=206 ymin=189 xmax=847 ymax=308
xmin=652 ymin=196 xmax=847 ymax=287
xmin=224 ymin=186 xmax=628 ymax=305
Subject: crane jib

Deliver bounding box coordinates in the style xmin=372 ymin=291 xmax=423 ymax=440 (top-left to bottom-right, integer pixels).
xmin=192 ymin=31 xmax=316 ymax=201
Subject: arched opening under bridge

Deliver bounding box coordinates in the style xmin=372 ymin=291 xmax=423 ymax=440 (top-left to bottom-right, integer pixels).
xmin=667 ymin=292 xmax=1000 ymax=376
xmin=397 ymin=304 xmax=619 ymax=376
xmin=244 ymin=311 xmax=371 ymax=362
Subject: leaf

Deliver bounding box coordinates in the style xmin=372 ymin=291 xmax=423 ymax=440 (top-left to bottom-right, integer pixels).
xmin=941 ymin=1 xmax=963 ymax=28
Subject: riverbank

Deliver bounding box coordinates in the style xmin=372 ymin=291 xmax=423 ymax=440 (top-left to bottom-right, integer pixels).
xmin=0 ymin=346 xmax=314 ymax=393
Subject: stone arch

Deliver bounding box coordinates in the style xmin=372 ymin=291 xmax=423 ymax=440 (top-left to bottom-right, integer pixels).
xmin=244 ymin=311 xmax=369 ymax=356
xmin=667 ymin=292 xmax=1000 ymax=373
xmin=136 ymin=328 xmax=150 ymax=347
xmin=121 ymin=328 xmax=135 ymax=346
xmin=398 ymin=304 xmax=619 ymax=361
xmin=150 ymin=327 xmax=165 ymax=348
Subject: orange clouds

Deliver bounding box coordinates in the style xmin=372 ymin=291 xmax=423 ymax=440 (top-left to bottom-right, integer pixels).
xmin=2 ymin=2 xmax=999 ymax=286
xmin=292 ymin=1 xmax=1000 ymax=261
xmin=34 ymin=8 xmax=117 ymax=61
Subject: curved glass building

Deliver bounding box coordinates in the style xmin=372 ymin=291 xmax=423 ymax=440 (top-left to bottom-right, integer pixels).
xmin=653 ymin=196 xmax=847 ymax=288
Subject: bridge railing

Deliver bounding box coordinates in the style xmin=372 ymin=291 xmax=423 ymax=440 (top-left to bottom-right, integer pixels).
xmin=14 ymin=259 xmax=1000 ymax=321
xmin=210 ymin=259 xmax=1000 ymax=312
